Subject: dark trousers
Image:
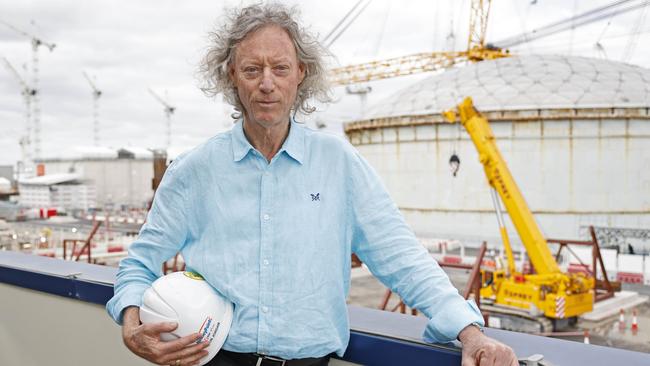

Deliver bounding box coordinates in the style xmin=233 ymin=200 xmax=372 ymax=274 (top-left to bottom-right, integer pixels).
xmin=206 ymin=350 xmax=330 ymax=366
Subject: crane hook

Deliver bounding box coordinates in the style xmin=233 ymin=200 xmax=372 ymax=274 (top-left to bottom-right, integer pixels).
xmin=449 ymin=153 xmax=460 ymax=177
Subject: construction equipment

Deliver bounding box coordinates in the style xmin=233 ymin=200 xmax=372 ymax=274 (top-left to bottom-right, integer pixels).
xmin=82 ymin=71 xmax=102 ymax=146
xmin=321 ymin=0 xmax=371 ymax=49
xmin=2 ymin=57 xmax=35 ymax=172
xmin=443 ymin=98 xmax=594 ymax=332
xmin=148 ymin=88 xmax=175 ymax=149
xmin=493 ymin=0 xmax=649 ymax=50
xmin=329 ymin=0 xmax=509 ymax=86
xmin=329 ymin=0 xmax=644 ymax=86
xmin=1 ymin=19 xmax=56 ymax=159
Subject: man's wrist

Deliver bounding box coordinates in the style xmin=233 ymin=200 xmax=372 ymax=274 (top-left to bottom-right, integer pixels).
xmin=457 ymin=322 xmax=484 ymax=343
xmin=122 ymin=306 xmax=141 ymax=327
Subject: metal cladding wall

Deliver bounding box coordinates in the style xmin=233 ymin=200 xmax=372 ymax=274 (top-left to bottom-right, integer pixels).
xmin=344 ymin=56 xmax=650 ymax=247
xmin=346 ymin=111 xmax=650 ymax=246
xmin=37 ymin=159 xmax=154 ymax=208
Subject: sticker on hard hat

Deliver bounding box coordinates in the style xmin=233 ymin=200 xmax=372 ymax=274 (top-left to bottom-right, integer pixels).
xmin=197 ymin=316 xmax=220 ymax=344
xmin=184 ymin=271 xmax=205 ymax=280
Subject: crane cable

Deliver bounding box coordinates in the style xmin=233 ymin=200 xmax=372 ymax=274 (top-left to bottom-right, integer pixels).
xmin=322 ymin=0 xmax=372 ymax=49
xmin=320 ymin=0 xmax=365 ymax=45
xmin=493 ymin=0 xmax=647 ymax=49
xmin=621 ymin=0 xmax=650 ymax=63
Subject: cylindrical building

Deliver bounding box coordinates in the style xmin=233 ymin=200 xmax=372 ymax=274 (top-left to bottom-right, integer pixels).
xmin=344 ymin=55 xmax=650 ymax=249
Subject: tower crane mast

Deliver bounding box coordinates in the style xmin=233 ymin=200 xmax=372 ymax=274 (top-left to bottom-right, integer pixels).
xmin=82 ymin=72 xmax=102 ymax=146
xmin=148 ymin=88 xmax=176 ymax=150
xmin=2 ymin=57 xmax=35 ymax=172
xmin=1 ymin=19 xmax=56 ymax=160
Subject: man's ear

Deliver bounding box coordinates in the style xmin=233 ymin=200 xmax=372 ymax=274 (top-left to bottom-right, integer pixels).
xmin=228 ymin=64 xmax=236 ymax=85
xmin=297 ymin=62 xmax=306 ymax=84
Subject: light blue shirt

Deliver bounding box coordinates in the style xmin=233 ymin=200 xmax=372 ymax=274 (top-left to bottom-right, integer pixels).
xmin=107 ymin=119 xmax=483 ymax=359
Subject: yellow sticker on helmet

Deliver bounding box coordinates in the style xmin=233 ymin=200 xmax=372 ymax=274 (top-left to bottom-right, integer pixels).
xmin=183 ymin=271 xmax=204 ymax=280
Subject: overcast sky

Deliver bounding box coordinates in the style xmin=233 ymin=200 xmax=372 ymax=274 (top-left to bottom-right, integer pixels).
xmin=1 ymin=0 xmax=648 ymax=167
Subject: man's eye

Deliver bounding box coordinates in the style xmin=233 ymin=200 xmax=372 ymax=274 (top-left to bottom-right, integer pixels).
xmin=274 ymin=65 xmax=290 ymax=74
xmin=243 ymin=67 xmax=259 ymax=75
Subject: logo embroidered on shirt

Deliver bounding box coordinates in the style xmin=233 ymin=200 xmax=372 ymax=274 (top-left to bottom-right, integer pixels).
xmin=310 ymin=193 xmax=320 ymax=201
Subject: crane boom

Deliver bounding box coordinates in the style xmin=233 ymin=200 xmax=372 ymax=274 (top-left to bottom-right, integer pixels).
xmin=329 ymin=0 xmax=641 ymax=86
xmin=329 ymin=51 xmax=465 ymax=85
xmin=0 ymin=19 xmax=56 ymax=51
xmin=444 ymin=98 xmax=593 ymax=326
xmin=148 ymin=88 xmax=174 ymax=110
xmin=2 ymin=57 xmax=30 ymax=91
xmin=328 ymin=0 xmax=508 ymax=86
xmin=82 ymin=71 xmax=101 ymax=94
xmin=444 ymin=97 xmax=560 ymax=274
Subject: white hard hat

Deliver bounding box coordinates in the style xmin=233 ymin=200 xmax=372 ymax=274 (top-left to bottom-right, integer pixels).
xmin=140 ymin=271 xmax=234 ymax=365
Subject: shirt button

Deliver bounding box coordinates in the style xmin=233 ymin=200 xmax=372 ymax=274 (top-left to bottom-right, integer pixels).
xmin=262 ymin=306 xmax=269 ymax=313
xmin=263 ymin=259 xmax=269 ymax=266
xmin=263 ymin=214 xmax=270 ymax=220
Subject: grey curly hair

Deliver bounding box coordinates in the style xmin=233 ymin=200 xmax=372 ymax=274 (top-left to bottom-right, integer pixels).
xmin=199 ymin=3 xmax=332 ymax=118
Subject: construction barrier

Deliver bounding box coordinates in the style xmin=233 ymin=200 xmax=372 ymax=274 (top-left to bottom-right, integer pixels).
xmin=617 ymin=272 xmax=644 ymax=284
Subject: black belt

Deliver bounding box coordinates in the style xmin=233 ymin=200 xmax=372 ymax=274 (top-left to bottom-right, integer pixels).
xmin=219 ymin=350 xmax=328 ymax=366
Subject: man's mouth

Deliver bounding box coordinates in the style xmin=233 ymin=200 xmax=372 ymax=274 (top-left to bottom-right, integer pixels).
xmin=257 ymin=100 xmax=278 ymax=106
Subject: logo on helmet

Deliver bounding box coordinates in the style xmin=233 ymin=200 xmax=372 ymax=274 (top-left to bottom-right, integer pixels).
xmin=184 ymin=271 xmax=205 ymax=280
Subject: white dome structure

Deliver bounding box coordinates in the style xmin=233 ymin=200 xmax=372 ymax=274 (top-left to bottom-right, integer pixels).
xmin=363 ymin=55 xmax=650 ymax=118
xmin=345 ymin=55 xmax=650 ymax=249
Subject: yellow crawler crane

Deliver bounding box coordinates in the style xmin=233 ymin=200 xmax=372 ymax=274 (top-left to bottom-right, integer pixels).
xmin=444 ymin=98 xmax=594 ymax=333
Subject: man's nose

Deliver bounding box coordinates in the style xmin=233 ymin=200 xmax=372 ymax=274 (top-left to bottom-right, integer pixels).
xmin=259 ymin=68 xmax=274 ymax=93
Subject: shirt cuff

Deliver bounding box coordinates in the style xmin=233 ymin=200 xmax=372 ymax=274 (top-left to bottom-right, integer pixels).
xmin=422 ymin=298 xmax=484 ymax=344
xmin=105 ymin=283 xmax=149 ymax=325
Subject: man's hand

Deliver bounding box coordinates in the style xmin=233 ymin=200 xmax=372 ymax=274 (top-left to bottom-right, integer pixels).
xmin=121 ymin=306 xmax=210 ymax=366
xmin=458 ymin=324 xmax=518 ymax=366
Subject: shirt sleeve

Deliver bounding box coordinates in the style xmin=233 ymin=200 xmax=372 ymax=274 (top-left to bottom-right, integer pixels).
xmin=347 ymin=148 xmax=484 ymax=343
xmin=105 ymin=160 xmax=189 ymax=324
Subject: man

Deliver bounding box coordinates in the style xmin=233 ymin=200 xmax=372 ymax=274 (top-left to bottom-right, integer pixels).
xmin=107 ymin=3 xmax=518 ymax=366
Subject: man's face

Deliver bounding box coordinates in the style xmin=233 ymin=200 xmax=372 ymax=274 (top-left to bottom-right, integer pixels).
xmin=230 ymin=25 xmax=305 ymax=128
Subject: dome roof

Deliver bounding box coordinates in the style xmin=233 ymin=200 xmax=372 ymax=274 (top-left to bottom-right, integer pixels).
xmin=364 ymin=55 xmax=650 ymax=119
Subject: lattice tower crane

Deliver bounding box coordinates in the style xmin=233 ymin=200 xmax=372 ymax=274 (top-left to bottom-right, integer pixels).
xmin=148 ymin=88 xmax=176 ymax=150
xmin=1 ymin=20 xmax=55 ymax=160
xmin=329 ymin=0 xmax=509 ymax=86
xmin=82 ymin=72 xmax=102 ymax=146
xmin=329 ymin=0 xmax=645 ymax=86
xmin=2 ymin=56 xmax=36 ymax=173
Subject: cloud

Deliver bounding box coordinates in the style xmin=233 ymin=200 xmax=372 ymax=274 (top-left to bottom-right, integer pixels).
xmin=0 ymin=0 xmax=648 ymax=167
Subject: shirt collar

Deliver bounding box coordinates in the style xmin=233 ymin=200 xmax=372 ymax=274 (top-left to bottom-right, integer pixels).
xmin=231 ymin=118 xmax=304 ymax=165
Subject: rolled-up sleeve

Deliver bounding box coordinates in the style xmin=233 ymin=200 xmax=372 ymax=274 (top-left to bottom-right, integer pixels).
xmin=347 ymin=149 xmax=484 ymax=343
xmin=106 ymin=160 xmax=189 ymax=324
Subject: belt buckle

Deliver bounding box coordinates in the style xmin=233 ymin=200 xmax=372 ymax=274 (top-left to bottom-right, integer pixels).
xmin=255 ymin=354 xmax=286 ymax=366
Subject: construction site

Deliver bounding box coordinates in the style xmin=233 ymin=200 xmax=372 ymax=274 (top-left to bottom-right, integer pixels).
xmin=1 ymin=0 xmax=650 ymax=365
